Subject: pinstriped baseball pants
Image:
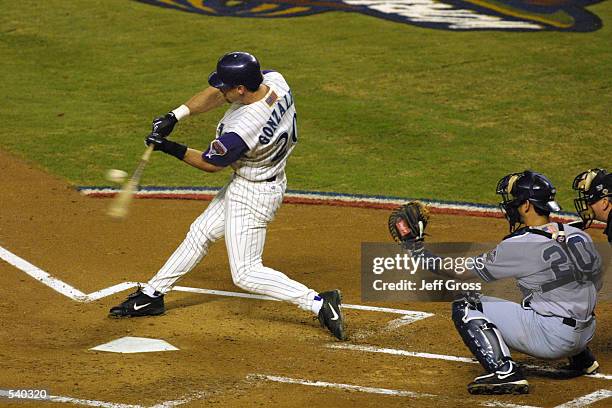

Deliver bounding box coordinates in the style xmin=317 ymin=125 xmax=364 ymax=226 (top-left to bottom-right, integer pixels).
xmin=146 ymin=174 xmax=319 ymax=312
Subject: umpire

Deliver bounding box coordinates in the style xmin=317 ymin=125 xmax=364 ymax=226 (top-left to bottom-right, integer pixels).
xmin=573 ymin=168 xmax=612 ymax=243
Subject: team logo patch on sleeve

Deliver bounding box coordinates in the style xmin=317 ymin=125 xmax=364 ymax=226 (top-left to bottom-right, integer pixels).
xmin=206 ymin=139 xmax=228 ymax=158
xmin=485 ymin=249 xmax=497 ymax=263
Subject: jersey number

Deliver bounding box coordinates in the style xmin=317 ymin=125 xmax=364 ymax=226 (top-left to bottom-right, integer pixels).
xmin=542 ymin=236 xmax=598 ymax=284
xmin=271 ymin=113 xmax=298 ymax=163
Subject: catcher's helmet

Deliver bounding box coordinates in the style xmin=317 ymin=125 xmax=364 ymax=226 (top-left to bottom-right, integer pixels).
xmin=573 ymin=168 xmax=611 ymax=228
xmin=208 ymin=51 xmax=263 ymax=92
xmin=496 ymin=170 xmax=561 ymax=232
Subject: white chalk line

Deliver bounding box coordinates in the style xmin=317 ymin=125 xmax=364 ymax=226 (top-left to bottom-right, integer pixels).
xmin=172 ymin=286 xmax=435 ymax=320
xmin=248 ymin=373 xmax=434 ymax=398
xmin=481 ymin=403 xmax=540 ymax=408
xmin=0 ymin=246 xmax=88 ymax=301
xmin=0 ymin=245 xmax=433 ymax=322
xmin=250 ymin=374 xmax=543 ymax=408
xmin=555 ymin=389 xmax=612 ymax=408
xmin=0 ymin=389 xmax=207 ymax=408
xmin=255 ymin=371 xmax=610 ymax=408
xmin=329 ymin=343 xmax=476 ymax=363
xmin=327 ymin=344 xmax=612 ymax=381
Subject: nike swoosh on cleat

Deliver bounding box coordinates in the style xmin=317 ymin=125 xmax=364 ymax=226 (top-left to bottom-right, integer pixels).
xmin=133 ymin=302 xmax=151 ymax=311
xmin=329 ymin=304 xmax=339 ymax=321
xmin=497 ymin=372 xmax=524 ymax=380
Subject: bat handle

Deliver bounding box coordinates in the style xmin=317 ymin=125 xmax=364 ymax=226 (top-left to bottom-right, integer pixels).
xmin=142 ymin=143 xmax=155 ymax=162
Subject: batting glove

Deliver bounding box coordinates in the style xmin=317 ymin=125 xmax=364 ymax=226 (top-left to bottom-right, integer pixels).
xmin=145 ymin=132 xmax=166 ymax=151
xmin=145 ymin=132 xmax=187 ymax=160
xmin=151 ymin=112 xmax=178 ymax=137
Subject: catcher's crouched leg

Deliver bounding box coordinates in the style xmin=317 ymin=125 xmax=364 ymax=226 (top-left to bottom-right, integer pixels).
xmin=451 ymin=297 xmax=529 ymax=394
xmin=451 ymin=296 xmax=511 ymax=372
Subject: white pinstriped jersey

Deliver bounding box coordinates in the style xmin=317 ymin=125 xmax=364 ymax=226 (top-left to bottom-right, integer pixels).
xmin=216 ymin=72 xmax=297 ymax=182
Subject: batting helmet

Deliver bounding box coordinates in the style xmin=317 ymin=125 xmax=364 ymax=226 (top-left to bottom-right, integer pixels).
xmin=573 ymin=168 xmax=611 ymax=228
xmin=496 ymin=170 xmax=561 ymax=232
xmin=208 ymin=51 xmax=263 ymax=92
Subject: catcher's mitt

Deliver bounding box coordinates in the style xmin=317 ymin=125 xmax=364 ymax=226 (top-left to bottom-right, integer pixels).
xmin=388 ymin=201 xmax=430 ymax=248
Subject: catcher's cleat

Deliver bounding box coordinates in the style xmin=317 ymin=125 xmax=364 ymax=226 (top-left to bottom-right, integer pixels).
xmin=317 ymin=290 xmax=347 ymax=341
xmin=564 ymin=347 xmax=599 ymax=375
xmin=108 ymin=286 xmax=165 ymax=318
xmin=468 ymin=364 xmax=529 ymax=395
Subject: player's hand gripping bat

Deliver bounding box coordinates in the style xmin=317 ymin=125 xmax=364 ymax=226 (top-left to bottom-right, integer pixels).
xmin=107 ymin=143 xmax=155 ymax=219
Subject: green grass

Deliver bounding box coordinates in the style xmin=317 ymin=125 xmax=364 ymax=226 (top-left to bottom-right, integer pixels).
xmin=1 ymin=0 xmax=610 ymax=208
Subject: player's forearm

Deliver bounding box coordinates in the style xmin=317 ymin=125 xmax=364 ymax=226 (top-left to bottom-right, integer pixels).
xmin=182 ymin=148 xmax=224 ymax=173
xmin=147 ymin=134 xmax=225 ymax=173
xmin=184 ymin=87 xmax=226 ymax=115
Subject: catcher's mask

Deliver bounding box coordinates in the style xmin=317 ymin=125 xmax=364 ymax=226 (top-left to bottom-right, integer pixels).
xmin=496 ymin=170 xmax=561 ymax=233
xmin=573 ymin=168 xmax=611 ymax=228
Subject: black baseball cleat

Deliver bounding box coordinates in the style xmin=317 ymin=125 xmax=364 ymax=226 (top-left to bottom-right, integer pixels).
xmin=317 ymin=290 xmax=347 ymax=341
xmin=108 ymin=286 xmax=165 ymax=317
xmin=468 ymin=364 xmax=529 ymax=395
xmin=565 ymin=347 xmax=599 ymax=375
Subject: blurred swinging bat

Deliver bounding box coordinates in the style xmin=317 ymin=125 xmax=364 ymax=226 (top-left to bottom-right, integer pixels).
xmin=107 ymin=143 xmax=155 ymax=219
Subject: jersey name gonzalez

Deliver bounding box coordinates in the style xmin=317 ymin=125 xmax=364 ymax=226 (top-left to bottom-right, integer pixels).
xmin=217 ymin=71 xmax=298 ymax=182
xmin=258 ymin=90 xmax=294 ymax=144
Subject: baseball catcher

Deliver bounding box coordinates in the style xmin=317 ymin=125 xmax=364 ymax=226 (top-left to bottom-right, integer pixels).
xmin=390 ymin=171 xmax=602 ymax=395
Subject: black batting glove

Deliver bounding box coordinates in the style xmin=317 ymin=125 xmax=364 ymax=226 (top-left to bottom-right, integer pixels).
xmin=145 ymin=132 xmax=166 ymax=151
xmin=144 ymin=132 xmax=188 ymax=160
xmin=152 ymin=112 xmax=178 ymax=137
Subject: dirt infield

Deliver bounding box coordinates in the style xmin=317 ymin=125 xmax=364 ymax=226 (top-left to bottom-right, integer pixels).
xmin=0 ymin=149 xmax=610 ymax=408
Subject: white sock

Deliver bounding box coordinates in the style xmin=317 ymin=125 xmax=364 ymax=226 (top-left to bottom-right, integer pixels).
xmin=311 ymin=294 xmax=323 ymax=315
xmin=142 ymin=284 xmax=161 ymax=298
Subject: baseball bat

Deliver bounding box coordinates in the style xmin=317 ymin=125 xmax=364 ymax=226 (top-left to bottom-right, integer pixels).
xmin=107 ymin=143 xmax=155 ymax=219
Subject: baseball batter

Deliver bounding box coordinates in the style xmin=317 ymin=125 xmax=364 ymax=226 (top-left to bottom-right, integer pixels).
xmin=398 ymin=171 xmax=602 ymax=395
xmin=109 ymin=51 xmax=346 ymax=341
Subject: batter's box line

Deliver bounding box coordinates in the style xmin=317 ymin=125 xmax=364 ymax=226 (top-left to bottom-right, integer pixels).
xmin=0 ymin=389 xmax=207 ymax=408
xmin=0 ymin=245 xmax=433 ymax=327
xmin=327 ymin=343 xmax=612 ymax=382
xmin=249 ymin=373 xmax=612 ymax=408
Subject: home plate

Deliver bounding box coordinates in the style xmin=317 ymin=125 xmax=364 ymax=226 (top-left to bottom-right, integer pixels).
xmin=90 ymin=336 xmax=179 ymax=353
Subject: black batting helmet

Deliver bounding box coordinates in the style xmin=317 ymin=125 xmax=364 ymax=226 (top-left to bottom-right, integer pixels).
xmin=573 ymin=168 xmax=611 ymax=228
xmin=208 ymin=51 xmax=263 ymax=92
xmin=496 ymin=170 xmax=561 ymax=232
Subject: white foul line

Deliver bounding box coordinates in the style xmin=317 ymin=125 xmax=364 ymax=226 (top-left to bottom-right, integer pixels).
xmin=327 ymin=344 xmax=612 ymax=381
xmin=0 ymin=246 xmax=87 ymax=301
xmin=248 ymin=374 xmax=434 ymax=397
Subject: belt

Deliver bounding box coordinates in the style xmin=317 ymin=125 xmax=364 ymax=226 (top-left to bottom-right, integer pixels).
xmin=524 ymin=299 xmax=593 ymax=328
xmin=265 ymin=175 xmax=276 ymax=182
xmin=562 ymin=317 xmax=578 ymax=327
